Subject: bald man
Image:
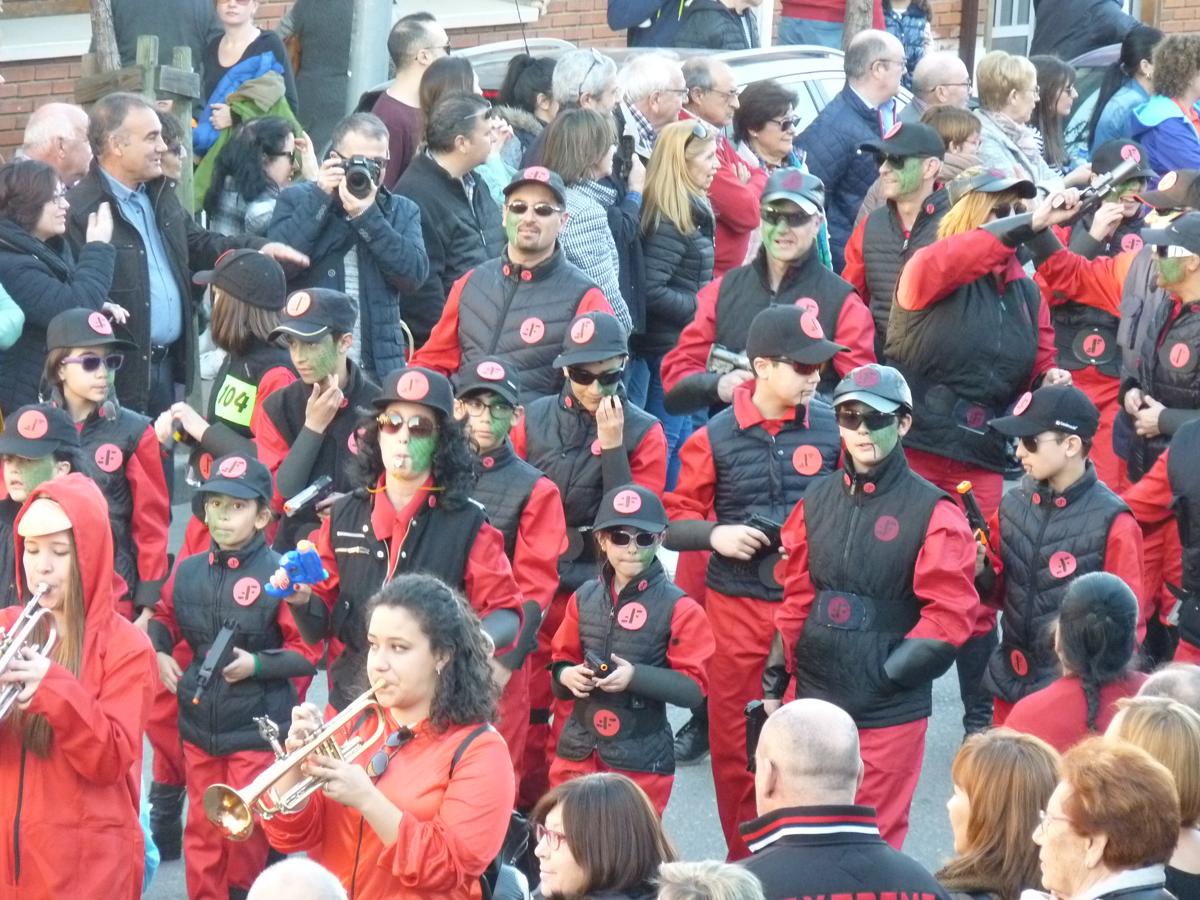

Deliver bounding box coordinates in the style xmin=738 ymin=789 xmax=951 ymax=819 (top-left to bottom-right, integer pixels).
xmin=901 ymin=52 xmax=973 ymax=124
xmin=247 ymin=858 xmax=347 ymax=900
xmin=20 ymin=103 xmax=92 ymax=186
xmin=740 ymin=699 xmax=950 ymax=900
xmin=1140 ymin=663 xmax=1200 ymax=714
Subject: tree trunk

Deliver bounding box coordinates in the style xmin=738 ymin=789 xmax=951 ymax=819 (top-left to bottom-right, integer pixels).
xmin=91 ymin=0 xmax=121 ymax=73
xmin=843 ymin=0 xmax=875 ymax=48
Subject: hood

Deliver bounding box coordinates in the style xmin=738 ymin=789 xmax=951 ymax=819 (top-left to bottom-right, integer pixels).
xmin=493 ymin=104 xmax=545 ymax=137
xmin=1130 ymin=95 xmax=1187 ymax=132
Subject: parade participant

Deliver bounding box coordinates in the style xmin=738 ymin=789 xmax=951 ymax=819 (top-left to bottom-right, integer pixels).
xmin=661 ymin=169 xmax=875 ymax=415
xmin=283 ymin=366 xmax=523 ymax=713
xmin=550 ymin=484 xmax=715 ymax=815
xmin=0 ymin=403 xmax=80 ymax=606
xmin=509 ymin=311 xmax=667 ymax=808
xmin=42 ymin=307 xmax=170 ymax=623
xmin=256 ymin=288 xmax=379 ymax=549
xmin=411 ymin=166 xmax=614 ymax=404
xmin=0 ymin=474 xmax=158 ymax=899
xmin=769 ymin=363 xmax=978 ymax=850
xmin=980 ymin=385 xmax=1145 ymax=724
xmin=664 ymin=305 xmax=843 ymax=858
xmin=841 ymin=121 xmax=948 ymax=360
xmin=452 ymin=356 xmax=567 ymax=775
xmin=890 ymin=169 xmax=1068 ymax=519
xmin=149 ymin=454 xmax=317 ymax=900
xmin=262 ymin=575 xmax=515 ymax=900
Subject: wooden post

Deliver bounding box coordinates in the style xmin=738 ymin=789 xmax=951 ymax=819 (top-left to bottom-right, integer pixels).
xmin=843 ymin=0 xmax=875 ymax=49
xmin=136 ymin=35 xmax=160 ymax=100
xmin=960 ymin=0 xmax=981 ymax=78
xmin=168 ymin=46 xmax=197 ymax=213
xmin=90 ymin=0 xmax=121 ymax=73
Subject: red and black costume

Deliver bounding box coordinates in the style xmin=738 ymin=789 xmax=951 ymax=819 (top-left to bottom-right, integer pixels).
xmin=1005 ymin=670 xmax=1148 ymax=752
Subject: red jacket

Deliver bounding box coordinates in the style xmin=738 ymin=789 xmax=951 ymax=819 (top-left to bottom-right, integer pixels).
xmin=1005 ymin=671 xmax=1147 ymax=752
xmin=0 ymin=475 xmax=157 ymax=899
xmin=508 ymin=476 xmax=569 ymax=614
xmin=1122 ymin=447 xmax=1186 ymax=624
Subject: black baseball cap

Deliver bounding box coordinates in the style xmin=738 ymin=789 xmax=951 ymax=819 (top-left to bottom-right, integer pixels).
xmin=45 ymin=308 xmax=136 ymax=351
xmin=504 ymin=165 xmax=567 ymax=206
xmin=373 ymin=366 xmax=455 ymax=418
xmin=1141 ymin=211 xmax=1200 ymax=256
xmin=592 ymin=483 xmax=668 ymax=533
xmin=761 ymin=168 xmax=825 ymax=215
xmin=948 ymin=168 xmax=1038 ymax=206
xmin=861 ymin=121 xmax=945 ymax=161
xmin=0 ymin=404 xmax=80 ymax=458
xmin=745 ymin=304 xmax=847 ymax=366
xmin=553 ymin=312 xmax=629 ymax=367
xmin=454 ymin=356 xmax=521 ymax=407
xmin=191 ymin=453 xmax=274 ymax=518
xmin=988 ymin=384 xmax=1100 ymax=439
xmin=193 ymin=249 xmax=288 ymax=310
xmin=832 ymin=364 xmax=913 ymax=414
xmin=1138 ymin=169 xmax=1200 ymax=210
xmin=1091 ymin=139 xmax=1155 ymax=182
xmin=268 ymin=289 xmax=358 ymax=342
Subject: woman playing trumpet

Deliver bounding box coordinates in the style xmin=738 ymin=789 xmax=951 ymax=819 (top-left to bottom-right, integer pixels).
xmin=261 ymin=573 xmax=516 ymax=899
xmin=0 ymin=474 xmax=157 ymax=899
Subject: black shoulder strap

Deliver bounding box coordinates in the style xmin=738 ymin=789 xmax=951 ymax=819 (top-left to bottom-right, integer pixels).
xmin=449 ymin=722 xmax=494 ymax=777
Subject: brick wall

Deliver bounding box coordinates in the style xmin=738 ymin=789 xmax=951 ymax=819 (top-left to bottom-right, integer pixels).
xmin=0 ymin=59 xmax=84 ymax=155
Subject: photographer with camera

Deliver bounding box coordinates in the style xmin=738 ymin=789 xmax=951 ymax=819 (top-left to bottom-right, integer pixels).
xmin=267 ymin=113 xmax=427 ymax=382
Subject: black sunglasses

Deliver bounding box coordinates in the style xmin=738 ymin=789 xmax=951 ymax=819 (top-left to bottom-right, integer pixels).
xmin=506 ymin=200 xmax=562 ymax=217
xmin=61 ymin=352 xmax=125 ymax=373
xmin=566 ymin=366 xmax=624 ymax=386
xmin=875 ymin=153 xmax=913 ymax=169
xmin=761 ymin=208 xmax=812 ymax=228
xmin=836 ymin=409 xmax=898 ymax=431
xmin=366 ymin=726 xmax=415 ymax=779
xmin=770 ymin=116 xmax=800 ymax=132
xmin=606 ymin=529 xmax=661 ymax=548
xmin=991 ymin=202 xmax=1028 ymax=218
xmin=687 ymin=122 xmax=711 ymax=142
xmin=772 ymin=358 xmax=821 ymax=376
xmin=1019 ymin=434 xmax=1064 ymax=454
xmin=376 ymin=412 xmax=438 ymax=439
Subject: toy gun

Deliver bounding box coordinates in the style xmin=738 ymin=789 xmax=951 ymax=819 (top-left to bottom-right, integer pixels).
xmin=584 ymin=648 xmax=613 ymax=679
xmin=746 ymin=514 xmax=783 ymax=558
xmin=745 ymin=700 xmax=768 ymax=773
xmin=1051 ymin=155 xmax=1140 ymax=219
xmin=706 ymin=344 xmax=750 ymax=376
xmin=265 ymin=540 xmax=329 ymax=599
xmin=956 ymin=481 xmax=990 ymax=547
xmin=283 ymin=475 xmax=334 ymax=518
xmin=192 ymin=619 xmax=240 ymax=706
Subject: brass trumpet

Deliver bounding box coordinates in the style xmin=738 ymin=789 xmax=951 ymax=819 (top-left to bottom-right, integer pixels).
xmin=204 ymin=685 xmax=387 ymax=841
xmin=0 ymin=584 xmax=56 ymax=722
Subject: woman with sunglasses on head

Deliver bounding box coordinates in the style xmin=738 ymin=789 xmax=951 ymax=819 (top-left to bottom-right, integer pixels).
xmin=263 ymin=573 xmax=516 ymax=900
xmin=550 ymin=484 xmax=714 ymax=815
xmin=41 ymin=308 xmax=171 ymax=626
xmin=0 ymin=159 xmax=119 ymax=416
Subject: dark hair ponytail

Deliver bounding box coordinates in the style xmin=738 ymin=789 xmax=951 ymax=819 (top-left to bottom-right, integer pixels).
xmin=498 ymin=54 xmax=556 ymax=114
xmin=1086 ymin=24 xmax=1164 ymax=149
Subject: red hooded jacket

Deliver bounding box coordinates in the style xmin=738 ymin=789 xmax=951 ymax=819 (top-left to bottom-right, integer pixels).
xmin=0 ymin=474 xmax=157 ymax=900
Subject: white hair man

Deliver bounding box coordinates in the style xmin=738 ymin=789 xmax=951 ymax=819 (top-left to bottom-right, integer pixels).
xmin=20 ymin=103 xmax=92 ymax=186
xmin=618 ymin=52 xmax=687 ymax=157
xmin=247 ymin=858 xmax=347 ymax=900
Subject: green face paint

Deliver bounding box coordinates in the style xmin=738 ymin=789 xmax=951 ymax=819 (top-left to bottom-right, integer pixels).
xmin=293 ymin=336 xmax=340 ymax=382
xmin=1157 ymin=256 xmax=1187 ymax=285
xmin=597 ymin=380 xmax=620 ymax=397
xmin=635 ymin=543 xmax=658 ymax=566
xmin=867 ymin=420 xmax=900 ymax=458
xmin=761 ymin=219 xmax=789 ymax=260
xmin=504 ymin=215 xmax=521 ymax=245
xmin=894 ymin=157 xmax=925 ymax=196
xmin=12 ymin=457 xmax=56 ymax=499
xmin=406 ymin=433 xmax=437 ymax=475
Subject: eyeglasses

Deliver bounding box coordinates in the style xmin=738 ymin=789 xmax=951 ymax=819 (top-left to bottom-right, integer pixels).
xmin=605 ymin=528 xmax=661 ymax=548
xmin=566 ymin=366 xmax=624 ymax=386
xmin=938 ymin=77 xmax=973 ymax=89
xmin=62 ymin=353 xmax=124 ymax=372
xmin=686 ymin=122 xmax=711 ymax=143
xmin=1025 ymin=86 xmax=1041 ymax=98
xmin=836 ymin=408 xmax=897 ymax=430
xmin=49 ymin=187 xmax=69 ymax=206
xmin=462 ymin=397 xmax=516 ymax=419
xmin=761 ymin=208 xmax=813 ymax=228
xmin=376 ymin=412 xmax=438 ymax=439
xmin=768 ymin=116 xmax=800 ymax=132
xmin=366 ymin=726 xmax=415 ymax=779
xmin=991 ymin=202 xmax=1028 ymax=218
xmin=165 ymin=144 xmax=187 ymax=158
xmin=876 ymin=153 xmax=915 ymax=169
xmin=536 ymin=823 xmax=568 ymax=851
xmin=874 ymin=57 xmax=907 ymax=68
xmin=505 ymin=200 xmax=562 ymax=217
xmin=1019 ymin=434 xmax=1065 ymax=454
xmin=416 ymin=43 xmax=452 ymax=58
xmin=577 ymin=49 xmax=606 ymax=101
xmin=1034 ymin=809 xmax=1073 ymax=837
xmin=772 ymin=358 xmax=821 ymax=376
xmin=707 ymin=86 xmax=742 ymax=100
xmin=1155 ymin=244 xmax=1195 ymax=259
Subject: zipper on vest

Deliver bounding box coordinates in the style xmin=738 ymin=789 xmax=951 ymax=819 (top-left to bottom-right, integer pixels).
xmin=839 ymin=483 xmax=863 ymax=587
xmin=335 ymin=546 xmax=370 ymax=555
xmin=487 ymin=273 xmax=523 ymax=355
xmin=12 ymin=746 xmax=26 ymax=883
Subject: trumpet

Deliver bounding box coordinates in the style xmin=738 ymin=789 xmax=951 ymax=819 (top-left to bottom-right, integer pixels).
xmin=204 ymin=685 xmax=387 ymax=841
xmin=0 ymin=584 xmax=56 ymax=722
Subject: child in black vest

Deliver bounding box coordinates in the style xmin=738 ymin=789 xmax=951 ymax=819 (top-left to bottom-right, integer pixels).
xmin=149 ymin=454 xmax=318 ymax=900
xmin=551 ymin=483 xmax=714 ymax=815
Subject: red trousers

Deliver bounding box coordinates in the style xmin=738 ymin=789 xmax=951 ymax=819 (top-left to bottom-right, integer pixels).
xmin=146 ymin=670 xmax=187 ymax=786
xmin=706 ymin=588 xmax=778 ymax=861
xmin=519 ymin=587 xmax=571 ymax=810
xmin=549 ymin=751 xmax=674 ymax=816
xmin=1177 ymin=640 xmax=1200 ymax=664
xmin=674 ymin=550 xmax=710 ymax=606
xmin=182 ymin=742 xmax=274 ymax=900
xmin=1072 ymin=367 xmax=1127 ymax=491
xmin=993 ymin=697 xmax=1015 ymax=725
xmin=856 ymin=717 xmax=928 ymax=849
xmin=496 ymin=662 xmax=531 ymax=781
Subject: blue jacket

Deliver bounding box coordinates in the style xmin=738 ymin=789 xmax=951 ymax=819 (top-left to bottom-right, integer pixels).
xmin=607 ymin=0 xmax=686 ymax=46
xmin=1091 ymin=80 xmax=1149 ymax=152
xmin=194 ymin=51 xmax=282 ymax=153
xmin=1129 ymin=95 xmax=1200 ymax=184
xmin=796 ymin=85 xmax=884 ymax=272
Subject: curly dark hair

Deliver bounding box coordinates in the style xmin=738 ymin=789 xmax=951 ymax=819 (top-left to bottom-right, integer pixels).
xmin=347 ymin=407 xmax=479 ymax=509
xmin=0 ymin=159 xmax=59 ymax=234
xmin=202 ymin=117 xmax=293 ymax=218
xmin=366 ymin=573 xmax=498 ymax=731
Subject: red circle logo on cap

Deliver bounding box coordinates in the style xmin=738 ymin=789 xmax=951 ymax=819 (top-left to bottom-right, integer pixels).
xmin=87 ymin=312 xmax=113 ymax=335
xmin=396 ymin=370 xmax=429 ymax=401
xmin=1013 ymin=392 xmax=1033 ymax=415
xmin=1049 ymin=551 xmax=1077 ymax=579
xmin=476 ymin=360 xmax=505 ymax=381
xmin=795 ymin=297 xmax=819 ymax=317
xmin=16 ymin=410 xmax=48 ymax=439
xmin=852 ymin=366 xmax=880 ymax=388
xmin=793 ymin=445 xmax=822 ymax=475
xmin=1120 ymin=144 xmax=1141 ymax=163
xmin=884 ymin=122 xmax=903 ymax=140
xmin=1121 ymin=234 xmax=1143 ymax=253
xmin=232 ymin=577 xmax=261 ymax=607
xmin=198 ymin=453 xmax=214 ymax=480
xmin=217 ymin=456 xmax=247 ymax=479
xmin=617 ymin=602 xmax=648 ymax=631
xmin=1082 ymin=334 xmax=1107 ymax=358
xmin=874 ymin=515 xmax=900 ymax=542
xmin=523 ymin=166 xmax=551 ymax=183
xmin=1169 ymin=343 xmax=1191 ymax=369
xmin=94 ymin=443 xmax=124 ymax=472
xmin=570 ymin=317 xmax=596 ymax=344
xmin=800 ymin=314 xmax=824 ymax=340
xmin=1011 ymin=649 xmax=1029 ymax=676
xmin=519 ymin=317 xmax=545 ymax=344
xmin=1159 ymin=171 xmax=1179 ymax=192
xmin=593 ymin=709 xmax=621 ymax=737
xmin=286 ymin=292 xmax=311 ymax=316
xmin=612 ymin=489 xmax=642 ymax=514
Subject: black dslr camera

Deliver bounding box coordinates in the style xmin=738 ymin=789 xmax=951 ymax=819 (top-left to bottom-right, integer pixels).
xmin=343 ymin=155 xmax=383 ymax=199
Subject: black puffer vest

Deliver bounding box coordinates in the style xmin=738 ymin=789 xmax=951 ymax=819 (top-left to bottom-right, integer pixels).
xmin=173 ymin=535 xmax=296 ymax=755
xmin=261 ymin=362 xmax=379 ymax=550
xmin=985 ymin=465 xmax=1127 ymax=704
xmin=714 ymin=248 xmax=855 ymax=395
xmin=886 ymin=256 xmax=1041 ymax=472
xmin=0 ymin=501 xmax=15 ymax=609
xmin=457 ymin=249 xmax=600 ymax=404
xmin=1168 ymin=420 xmax=1200 ymax=648
xmin=522 ymin=387 xmax=659 ymax=592
xmin=556 ymin=560 xmax=683 ymax=774
xmin=206 ymin=343 xmax=294 ymax=438
xmin=793 ymin=449 xmax=948 ymax=727
xmin=861 ymin=189 xmax=949 ymax=360
xmin=472 ymin=441 xmax=544 ymax=558
xmin=706 ymin=396 xmax=840 ymax=600
xmin=324 ymin=488 xmax=486 ymax=710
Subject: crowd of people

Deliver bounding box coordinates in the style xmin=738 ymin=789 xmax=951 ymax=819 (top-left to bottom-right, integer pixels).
xmin=2 ymin=1 xmax=1200 ymax=899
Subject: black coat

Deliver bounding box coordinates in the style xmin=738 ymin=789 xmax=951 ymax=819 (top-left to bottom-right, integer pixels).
xmin=393 ymin=152 xmax=506 ymax=347
xmin=637 ymin=200 xmax=715 ymax=357
xmin=0 ymin=220 xmax=115 ymax=415
xmin=674 ymin=0 xmax=760 ymax=50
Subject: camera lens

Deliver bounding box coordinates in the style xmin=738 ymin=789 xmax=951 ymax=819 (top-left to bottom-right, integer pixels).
xmin=345 ymin=163 xmax=373 ymax=199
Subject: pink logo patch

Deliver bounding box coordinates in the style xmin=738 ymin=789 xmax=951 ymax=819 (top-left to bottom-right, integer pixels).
xmin=396 ymin=370 xmax=429 ymax=401
xmin=1121 ymin=234 xmax=1144 ymax=253
xmin=16 ymin=410 xmax=48 ymax=439
xmin=612 ymin=489 xmax=642 ymax=514
xmin=884 ymin=122 xmax=903 ymax=140
xmin=852 ymin=366 xmax=880 ymax=388
xmin=593 ymin=709 xmax=621 ymax=737
xmin=590 ymin=439 xmax=602 ymax=456
xmin=1011 ymin=649 xmax=1029 ymax=676
xmin=522 ymin=166 xmax=552 ymax=183
xmin=87 ymin=312 xmax=113 ymax=335
xmin=232 ymin=577 xmax=261 ymax=607
xmin=1049 ymin=551 xmax=1077 ymax=579
xmin=792 ymin=445 xmax=823 ymax=476
xmin=347 ymin=431 xmax=359 ymax=455
xmin=874 ymin=515 xmax=900 ymax=542
xmin=570 ymin=317 xmax=596 ymax=344
xmin=795 ymin=297 xmax=819 ymax=316
xmin=198 ymin=453 xmax=214 ymax=480
xmin=617 ymin=602 xmax=648 ymax=630
xmin=1159 ymin=171 xmax=1179 ymax=192
xmin=217 ymin=456 xmax=247 ymax=479
xmin=964 ymin=406 xmax=987 ymax=429
xmin=1120 ymin=144 xmax=1141 ymax=163
xmin=1013 ymin=392 xmax=1033 ymax=415
xmin=94 ymin=443 xmax=123 ymax=473
xmin=285 ymin=292 xmax=311 ymax=317
xmin=1082 ymin=334 xmax=1107 ymax=358
xmin=827 ymin=596 xmax=852 ymax=625
xmin=518 ymin=317 xmax=545 ymax=344
xmin=1169 ymin=343 xmax=1191 ymax=369
xmin=476 ymin=360 xmax=506 ymax=381
xmin=800 ymin=314 xmax=824 ymax=340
